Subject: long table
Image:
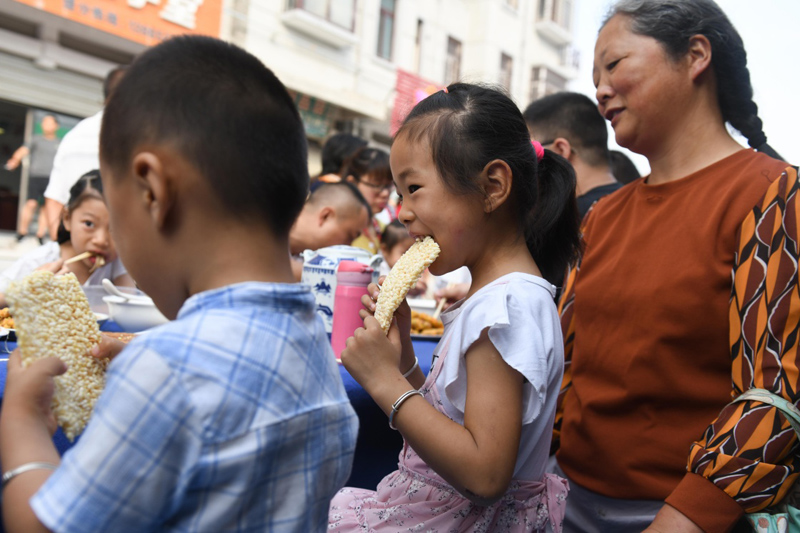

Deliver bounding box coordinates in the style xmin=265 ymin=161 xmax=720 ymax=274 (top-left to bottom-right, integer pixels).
xmin=0 ymin=326 xmax=438 ymax=491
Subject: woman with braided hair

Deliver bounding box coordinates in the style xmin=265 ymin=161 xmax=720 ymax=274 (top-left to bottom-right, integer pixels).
xmin=551 ymin=1 xmax=798 ymax=532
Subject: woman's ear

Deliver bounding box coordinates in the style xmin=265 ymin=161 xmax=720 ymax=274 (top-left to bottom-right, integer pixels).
xmin=687 ymin=34 xmax=713 ymax=81
xmin=481 ymin=159 xmax=513 ymax=213
xmin=131 ymin=151 xmax=175 ymax=230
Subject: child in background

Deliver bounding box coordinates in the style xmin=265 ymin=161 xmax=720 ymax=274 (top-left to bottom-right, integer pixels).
xmin=0 ymin=36 xmax=358 ymax=532
xmin=329 ymin=83 xmax=580 ymax=531
xmin=0 ymin=170 xmax=133 ymax=308
xmin=378 ymin=219 xmax=427 ymax=297
xmin=378 ymin=219 xmax=415 ymax=272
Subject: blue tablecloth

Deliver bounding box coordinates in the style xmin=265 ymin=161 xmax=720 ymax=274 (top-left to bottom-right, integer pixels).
xmin=0 ymin=324 xmax=439 ymax=491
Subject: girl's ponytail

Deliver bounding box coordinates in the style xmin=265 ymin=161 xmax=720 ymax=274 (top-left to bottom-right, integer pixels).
xmin=525 ymin=150 xmax=581 ymax=285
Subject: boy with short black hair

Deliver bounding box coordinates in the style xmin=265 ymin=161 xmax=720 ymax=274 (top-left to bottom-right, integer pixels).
xmin=289 ymin=182 xmax=371 ymax=280
xmin=0 ymin=35 xmax=358 ymax=532
xmin=523 ymin=91 xmax=622 ymax=220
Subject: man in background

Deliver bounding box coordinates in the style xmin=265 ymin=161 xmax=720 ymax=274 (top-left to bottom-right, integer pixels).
xmin=43 ymin=66 xmax=127 ymax=239
xmin=5 ymin=114 xmax=61 ymax=243
xmin=524 ymin=92 xmax=622 ymax=220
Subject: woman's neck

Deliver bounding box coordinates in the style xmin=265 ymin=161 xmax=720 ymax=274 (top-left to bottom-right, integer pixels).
xmin=644 ymin=99 xmax=744 ymax=185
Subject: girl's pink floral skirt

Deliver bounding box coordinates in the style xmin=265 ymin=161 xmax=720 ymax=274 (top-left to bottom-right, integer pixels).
xmin=328 ymin=463 xmax=568 ymax=533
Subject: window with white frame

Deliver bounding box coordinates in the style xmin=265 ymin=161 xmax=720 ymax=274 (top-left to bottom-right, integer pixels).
xmin=288 ymin=0 xmax=356 ymax=31
xmin=500 ymin=53 xmax=513 ymax=90
xmin=414 ymin=19 xmax=423 ymax=73
xmin=377 ymin=0 xmax=395 ymax=60
xmin=537 ymin=0 xmax=572 ymax=30
xmin=445 ymin=37 xmax=462 ymax=85
xmin=529 ymin=66 xmax=567 ymax=102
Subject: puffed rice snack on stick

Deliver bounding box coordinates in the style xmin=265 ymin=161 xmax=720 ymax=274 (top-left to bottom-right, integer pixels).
xmin=6 ymin=271 xmax=104 ymax=441
xmin=374 ymin=236 xmax=440 ymax=333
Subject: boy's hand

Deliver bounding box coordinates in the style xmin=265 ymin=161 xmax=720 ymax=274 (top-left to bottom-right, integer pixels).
xmin=340 ymin=316 xmax=403 ymax=394
xmin=4 ymin=349 xmax=66 ymax=436
xmin=90 ymin=334 xmax=127 ymax=362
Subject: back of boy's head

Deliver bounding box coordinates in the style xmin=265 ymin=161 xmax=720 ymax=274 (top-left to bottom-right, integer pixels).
xmin=57 ymin=170 xmax=104 ymax=244
xmin=609 ymin=150 xmax=641 ymax=184
xmin=522 ymin=92 xmax=609 ymax=168
xmin=320 ymin=133 xmax=368 ymax=176
xmin=307 ymin=182 xmax=372 ymax=221
xmin=396 ymin=83 xmax=581 ymax=285
xmin=100 ymin=35 xmax=308 ymax=237
xmin=341 ymin=147 xmax=392 ymax=185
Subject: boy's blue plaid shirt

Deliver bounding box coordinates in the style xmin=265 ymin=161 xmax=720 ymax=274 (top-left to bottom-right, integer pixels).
xmin=31 ymin=282 xmax=359 ymax=532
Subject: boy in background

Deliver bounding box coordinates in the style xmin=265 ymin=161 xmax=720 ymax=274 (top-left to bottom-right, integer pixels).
xmin=523 ymin=92 xmax=622 ymax=220
xmin=0 ymin=36 xmax=358 ymax=532
xmin=289 ymin=182 xmax=371 ymax=280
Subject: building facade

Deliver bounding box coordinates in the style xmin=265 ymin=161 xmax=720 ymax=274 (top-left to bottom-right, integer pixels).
xmin=229 ymin=0 xmax=578 ymax=171
xmin=0 ymin=0 xmax=577 ymax=229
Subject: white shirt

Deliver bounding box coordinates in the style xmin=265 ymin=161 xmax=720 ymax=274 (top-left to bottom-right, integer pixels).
xmin=434 ymin=272 xmax=563 ymax=481
xmin=44 ymin=111 xmax=103 ymax=205
xmin=0 ymin=241 xmax=127 ymax=294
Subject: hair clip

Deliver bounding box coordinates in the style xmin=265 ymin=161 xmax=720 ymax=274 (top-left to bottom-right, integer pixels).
xmin=442 ymin=86 xmax=449 ymax=94
xmin=531 ymin=140 xmax=545 ymax=161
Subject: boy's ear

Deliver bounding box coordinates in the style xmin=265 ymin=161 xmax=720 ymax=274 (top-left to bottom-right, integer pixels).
xmin=481 ymin=159 xmax=513 ymax=213
xmin=318 ymin=206 xmax=335 ymax=227
xmin=549 ymin=138 xmax=573 ymax=160
xmin=131 ymin=151 xmax=175 ymax=230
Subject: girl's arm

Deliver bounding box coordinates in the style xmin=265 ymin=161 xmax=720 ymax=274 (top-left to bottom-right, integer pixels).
xmin=344 ymin=318 xmax=523 ymax=505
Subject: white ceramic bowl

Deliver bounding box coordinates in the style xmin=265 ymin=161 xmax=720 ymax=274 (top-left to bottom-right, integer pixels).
xmin=82 ymin=285 xmax=143 ymax=315
xmin=407 ymin=298 xmax=437 ymax=316
xmin=103 ymin=295 xmax=169 ymax=332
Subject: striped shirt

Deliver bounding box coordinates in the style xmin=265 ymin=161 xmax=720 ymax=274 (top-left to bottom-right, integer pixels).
xmin=31 ymin=282 xmax=359 ymax=532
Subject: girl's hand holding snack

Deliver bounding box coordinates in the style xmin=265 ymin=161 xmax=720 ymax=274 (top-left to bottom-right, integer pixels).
xmin=340 ymin=315 xmax=404 ymax=395
xmin=358 ymin=280 xmax=418 ymax=378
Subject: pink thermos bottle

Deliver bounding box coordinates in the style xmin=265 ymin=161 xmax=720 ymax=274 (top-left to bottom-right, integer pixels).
xmin=331 ymin=260 xmax=373 ymax=359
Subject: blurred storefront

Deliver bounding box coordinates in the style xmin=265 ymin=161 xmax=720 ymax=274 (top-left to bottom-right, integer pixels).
xmin=0 ymin=0 xmax=223 ymax=231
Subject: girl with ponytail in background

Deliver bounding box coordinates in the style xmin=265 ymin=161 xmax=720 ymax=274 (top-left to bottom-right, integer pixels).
xmin=551 ymin=1 xmax=798 ymax=532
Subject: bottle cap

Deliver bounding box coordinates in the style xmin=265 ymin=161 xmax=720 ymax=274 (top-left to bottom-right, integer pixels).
xmin=336 ymin=260 xmax=373 ymax=285
xmin=337 ymin=260 xmax=372 ymax=273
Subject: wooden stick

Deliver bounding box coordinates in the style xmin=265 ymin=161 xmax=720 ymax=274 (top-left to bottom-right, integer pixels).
xmin=431 ymin=282 xmax=455 ymax=320
xmin=63 ymin=251 xmax=93 ymax=265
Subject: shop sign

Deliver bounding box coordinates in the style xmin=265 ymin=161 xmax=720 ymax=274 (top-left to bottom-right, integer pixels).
xmin=11 ymin=0 xmax=223 ymax=46
xmin=288 ymin=90 xmax=333 ymax=140
xmin=391 ymin=69 xmax=443 ymax=135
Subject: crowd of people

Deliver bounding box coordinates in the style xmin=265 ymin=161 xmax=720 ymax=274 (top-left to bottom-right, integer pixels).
xmin=0 ymin=0 xmax=797 ymax=532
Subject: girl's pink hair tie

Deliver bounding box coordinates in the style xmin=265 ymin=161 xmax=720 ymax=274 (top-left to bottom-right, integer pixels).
xmin=531 ymin=140 xmax=545 ymax=161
